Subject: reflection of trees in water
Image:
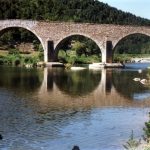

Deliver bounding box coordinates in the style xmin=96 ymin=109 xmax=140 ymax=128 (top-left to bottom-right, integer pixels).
xmin=112 ymin=70 xmax=150 ymax=99
xmin=0 ymin=67 xmax=43 ymax=92
xmin=53 ymin=69 xmax=101 ymax=97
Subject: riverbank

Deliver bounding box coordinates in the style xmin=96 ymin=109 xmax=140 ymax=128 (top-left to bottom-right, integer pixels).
xmin=89 ymin=62 xmax=124 ymax=69
xmin=114 ymin=54 xmax=150 ymax=63
xmin=0 ymin=48 xmax=44 ymax=68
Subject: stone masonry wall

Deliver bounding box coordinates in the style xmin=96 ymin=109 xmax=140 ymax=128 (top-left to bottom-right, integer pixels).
xmin=0 ymin=20 xmax=150 ymax=62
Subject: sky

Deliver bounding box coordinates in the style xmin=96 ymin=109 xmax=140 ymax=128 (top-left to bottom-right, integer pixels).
xmin=99 ymin=0 xmax=150 ymax=19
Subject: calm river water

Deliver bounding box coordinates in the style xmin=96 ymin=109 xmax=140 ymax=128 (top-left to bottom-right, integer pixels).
xmin=0 ymin=64 xmax=150 ymax=150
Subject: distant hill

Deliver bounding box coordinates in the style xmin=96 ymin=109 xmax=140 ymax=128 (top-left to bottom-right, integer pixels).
xmin=0 ymin=0 xmax=150 ymax=26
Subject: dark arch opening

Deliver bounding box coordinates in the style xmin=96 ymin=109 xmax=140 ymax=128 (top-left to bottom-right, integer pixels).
xmin=113 ymin=33 xmax=150 ymax=63
xmin=0 ymin=27 xmax=44 ymax=66
xmin=54 ymin=35 xmax=102 ymax=65
xmin=53 ymin=69 xmax=101 ymax=97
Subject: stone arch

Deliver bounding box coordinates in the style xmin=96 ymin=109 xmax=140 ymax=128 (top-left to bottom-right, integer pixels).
xmin=54 ymin=33 xmax=102 ymax=61
xmin=112 ymin=32 xmax=150 ymax=60
xmin=0 ymin=26 xmax=45 ymax=56
xmin=113 ymin=32 xmax=150 ymax=50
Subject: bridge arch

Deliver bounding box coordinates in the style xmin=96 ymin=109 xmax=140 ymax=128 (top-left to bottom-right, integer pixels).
xmin=112 ymin=32 xmax=150 ymax=61
xmin=0 ymin=26 xmax=45 ymax=56
xmin=54 ymin=33 xmax=102 ymax=61
xmin=113 ymin=32 xmax=150 ymax=50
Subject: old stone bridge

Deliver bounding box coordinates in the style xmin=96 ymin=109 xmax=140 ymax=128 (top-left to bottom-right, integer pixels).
xmin=0 ymin=19 xmax=150 ymax=63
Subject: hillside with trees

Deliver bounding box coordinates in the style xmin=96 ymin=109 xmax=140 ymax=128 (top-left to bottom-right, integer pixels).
xmin=0 ymin=0 xmax=150 ymax=25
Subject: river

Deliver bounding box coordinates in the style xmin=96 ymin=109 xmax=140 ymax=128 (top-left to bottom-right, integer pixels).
xmin=0 ymin=64 xmax=150 ymax=150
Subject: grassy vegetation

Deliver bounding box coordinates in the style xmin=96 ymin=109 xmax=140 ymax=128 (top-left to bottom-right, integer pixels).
xmin=57 ymin=37 xmax=101 ymax=65
xmin=122 ymin=112 xmax=150 ymax=150
xmin=114 ymin=54 xmax=150 ymax=63
xmin=123 ymin=131 xmax=141 ymax=150
xmin=0 ymin=48 xmax=44 ymax=67
xmin=58 ymin=50 xmax=101 ymax=65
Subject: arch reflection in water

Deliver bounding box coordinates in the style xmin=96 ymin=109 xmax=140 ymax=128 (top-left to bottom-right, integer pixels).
xmin=1 ymin=68 xmax=150 ymax=150
xmin=43 ymin=67 xmax=150 ymax=100
xmin=40 ymin=68 xmax=113 ymax=96
xmin=112 ymin=69 xmax=150 ymax=100
xmin=53 ymin=68 xmax=101 ymax=97
xmin=1 ymin=66 xmax=150 ymax=108
xmin=0 ymin=66 xmax=43 ymax=92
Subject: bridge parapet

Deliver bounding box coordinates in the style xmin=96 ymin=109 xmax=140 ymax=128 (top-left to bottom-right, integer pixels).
xmin=0 ymin=19 xmax=37 ymax=29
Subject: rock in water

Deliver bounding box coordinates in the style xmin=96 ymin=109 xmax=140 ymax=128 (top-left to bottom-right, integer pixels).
xmin=133 ymin=78 xmax=141 ymax=81
xmin=140 ymin=79 xmax=148 ymax=85
xmin=72 ymin=146 xmax=80 ymax=150
xmin=0 ymin=134 xmax=3 ymax=140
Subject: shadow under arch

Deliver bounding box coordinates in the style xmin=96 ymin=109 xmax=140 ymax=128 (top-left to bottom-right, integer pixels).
xmin=52 ymin=69 xmax=102 ymax=97
xmin=113 ymin=33 xmax=150 ymax=57
xmin=54 ymin=34 xmax=102 ymax=61
xmin=0 ymin=26 xmax=45 ymax=52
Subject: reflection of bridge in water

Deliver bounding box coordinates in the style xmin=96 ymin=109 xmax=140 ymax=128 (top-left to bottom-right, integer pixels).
xmin=37 ymin=68 xmax=150 ymax=109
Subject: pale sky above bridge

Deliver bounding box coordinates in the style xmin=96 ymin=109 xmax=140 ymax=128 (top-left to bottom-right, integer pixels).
xmin=99 ymin=0 xmax=150 ymax=19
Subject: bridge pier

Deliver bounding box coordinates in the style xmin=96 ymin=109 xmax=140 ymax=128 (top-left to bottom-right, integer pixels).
xmin=101 ymin=41 xmax=113 ymax=63
xmin=44 ymin=40 xmax=55 ymax=62
xmin=47 ymin=41 xmax=54 ymax=62
xmin=106 ymin=41 xmax=113 ymax=63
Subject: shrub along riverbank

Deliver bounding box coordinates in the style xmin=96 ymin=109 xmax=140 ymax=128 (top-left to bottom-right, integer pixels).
xmin=58 ymin=49 xmax=101 ymax=65
xmin=114 ymin=54 xmax=150 ymax=63
xmin=123 ymin=112 xmax=150 ymax=150
xmin=57 ymin=39 xmax=101 ymax=65
xmin=0 ymin=48 xmax=44 ymax=67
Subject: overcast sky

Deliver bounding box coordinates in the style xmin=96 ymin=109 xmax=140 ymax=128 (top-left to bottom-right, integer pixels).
xmin=99 ymin=0 xmax=150 ymax=19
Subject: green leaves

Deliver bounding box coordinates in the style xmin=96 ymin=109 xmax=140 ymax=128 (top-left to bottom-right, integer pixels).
xmin=1 ymin=0 xmax=150 ymax=25
xmin=123 ymin=130 xmax=141 ymax=150
xmin=144 ymin=113 xmax=150 ymax=142
xmin=57 ymin=36 xmax=101 ymax=64
xmin=114 ymin=34 xmax=150 ymax=56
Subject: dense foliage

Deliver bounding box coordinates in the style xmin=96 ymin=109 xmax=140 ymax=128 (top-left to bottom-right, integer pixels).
xmin=0 ymin=28 xmax=41 ymax=48
xmin=114 ymin=34 xmax=150 ymax=62
xmin=114 ymin=34 xmax=150 ymax=54
xmin=0 ymin=0 xmax=150 ymax=26
xmin=0 ymin=48 xmax=44 ymax=67
xmin=57 ymin=36 xmax=101 ymax=64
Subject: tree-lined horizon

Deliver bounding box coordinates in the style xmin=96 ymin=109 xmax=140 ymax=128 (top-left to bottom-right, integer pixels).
xmin=0 ymin=0 xmax=150 ymax=26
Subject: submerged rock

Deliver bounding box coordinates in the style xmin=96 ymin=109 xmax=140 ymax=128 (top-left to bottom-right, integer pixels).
xmin=140 ymin=79 xmax=148 ymax=85
xmin=133 ymin=78 xmax=141 ymax=81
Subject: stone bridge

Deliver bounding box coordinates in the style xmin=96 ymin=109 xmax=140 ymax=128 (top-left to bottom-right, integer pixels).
xmin=0 ymin=19 xmax=150 ymax=63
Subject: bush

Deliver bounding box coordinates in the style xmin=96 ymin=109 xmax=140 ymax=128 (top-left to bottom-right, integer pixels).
xmin=123 ymin=130 xmax=141 ymax=150
xmin=8 ymin=48 xmax=20 ymax=55
xmin=58 ymin=49 xmax=101 ymax=64
xmin=144 ymin=112 xmax=150 ymax=143
xmin=38 ymin=52 xmax=44 ymax=61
